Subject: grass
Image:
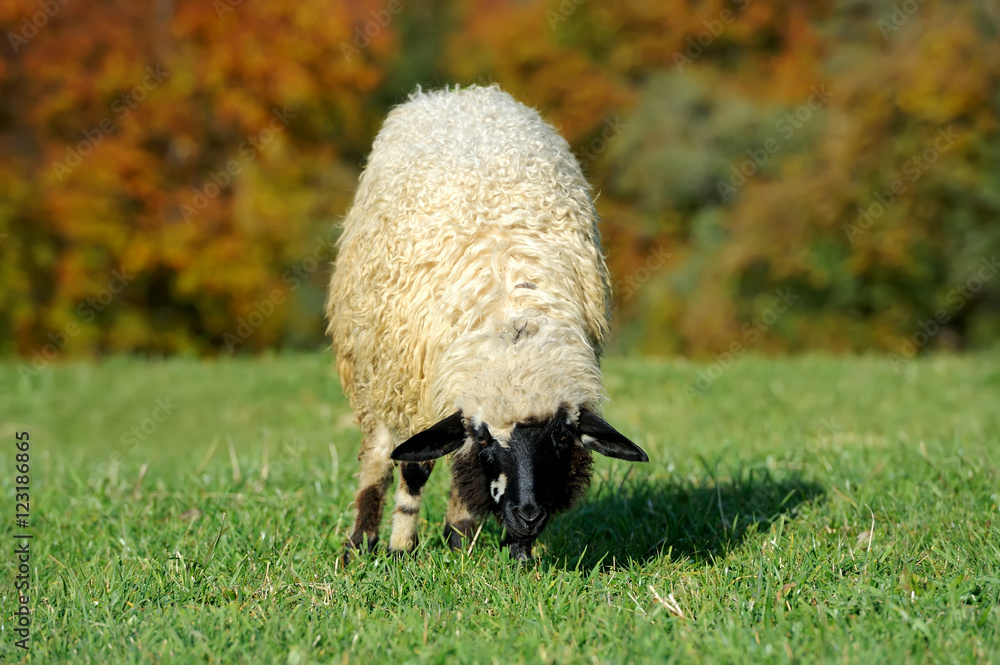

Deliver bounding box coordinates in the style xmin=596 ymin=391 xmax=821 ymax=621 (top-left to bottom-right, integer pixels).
xmin=1 ymin=350 xmax=998 ymax=664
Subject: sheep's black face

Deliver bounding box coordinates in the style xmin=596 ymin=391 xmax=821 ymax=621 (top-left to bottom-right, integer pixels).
xmin=390 ymin=406 xmax=648 ymax=560
xmin=474 ymin=416 xmax=578 ymax=542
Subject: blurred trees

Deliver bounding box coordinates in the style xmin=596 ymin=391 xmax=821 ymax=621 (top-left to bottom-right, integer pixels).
xmin=1 ymin=0 xmax=998 ymax=358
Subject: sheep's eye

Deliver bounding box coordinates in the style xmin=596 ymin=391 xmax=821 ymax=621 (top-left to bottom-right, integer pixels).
xmin=554 ymin=431 xmax=574 ymax=447
xmin=478 ymin=438 xmax=489 ymax=447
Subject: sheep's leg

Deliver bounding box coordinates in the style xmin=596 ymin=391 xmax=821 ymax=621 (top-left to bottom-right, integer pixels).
xmin=443 ymin=487 xmax=480 ymax=552
xmin=344 ymin=421 xmax=394 ymax=558
xmin=388 ymin=460 xmax=435 ymax=553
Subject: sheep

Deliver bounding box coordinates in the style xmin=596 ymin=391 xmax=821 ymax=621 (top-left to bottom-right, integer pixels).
xmin=326 ymin=85 xmax=647 ymax=561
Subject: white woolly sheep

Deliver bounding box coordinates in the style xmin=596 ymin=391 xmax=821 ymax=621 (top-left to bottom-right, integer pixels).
xmin=326 ymin=85 xmax=647 ymax=561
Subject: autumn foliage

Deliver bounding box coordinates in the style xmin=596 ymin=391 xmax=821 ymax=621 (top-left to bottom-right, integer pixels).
xmin=2 ymin=0 xmax=998 ymax=360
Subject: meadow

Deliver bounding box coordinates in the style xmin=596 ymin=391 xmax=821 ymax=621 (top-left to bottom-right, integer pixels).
xmin=1 ymin=351 xmax=998 ymax=663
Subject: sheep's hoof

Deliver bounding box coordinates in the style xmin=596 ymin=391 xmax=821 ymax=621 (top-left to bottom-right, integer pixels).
xmin=444 ymin=520 xmax=477 ymax=552
xmin=387 ymin=546 xmax=414 ymax=560
xmin=506 ymin=540 xmax=534 ymax=563
xmin=388 ymin=535 xmax=418 ymax=558
xmin=342 ymin=533 xmax=378 ymax=565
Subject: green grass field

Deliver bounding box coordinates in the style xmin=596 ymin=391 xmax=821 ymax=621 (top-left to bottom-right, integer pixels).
xmin=1 ymin=351 xmax=998 ymax=664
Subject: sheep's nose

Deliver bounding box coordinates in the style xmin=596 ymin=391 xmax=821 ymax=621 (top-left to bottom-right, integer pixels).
xmin=517 ymin=503 xmax=543 ymax=525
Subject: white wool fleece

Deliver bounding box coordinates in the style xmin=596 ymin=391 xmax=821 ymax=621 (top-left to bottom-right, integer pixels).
xmin=326 ymin=85 xmax=613 ymax=438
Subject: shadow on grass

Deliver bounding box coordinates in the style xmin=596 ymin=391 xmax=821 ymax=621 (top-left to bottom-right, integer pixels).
xmin=544 ymin=464 xmax=825 ymax=570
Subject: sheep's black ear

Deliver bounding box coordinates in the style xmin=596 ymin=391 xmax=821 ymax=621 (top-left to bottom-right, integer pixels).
xmin=577 ymin=409 xmax=648 ymax=462
xmin=391 ymin=411 xmax=466 ymax=462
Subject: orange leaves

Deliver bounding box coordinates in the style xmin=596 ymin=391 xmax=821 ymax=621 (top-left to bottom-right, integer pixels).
xmin=445 ymin=0 xmax=631 ymax=141
xmin=2 ymin=0 xmax=998 ymax=358
xmin=1 ymin=0 xmax=393 ymax=357
xmin=892 ymin=9 xmax=997 ymax=125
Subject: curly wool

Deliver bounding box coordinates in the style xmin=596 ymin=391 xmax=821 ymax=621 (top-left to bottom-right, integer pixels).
xmin=326 ymin=85 xmax=613 ymax=440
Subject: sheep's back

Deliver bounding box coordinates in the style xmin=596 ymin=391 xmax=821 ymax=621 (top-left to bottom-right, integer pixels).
xmin=327 ymin=86 xmax=611 ymax=437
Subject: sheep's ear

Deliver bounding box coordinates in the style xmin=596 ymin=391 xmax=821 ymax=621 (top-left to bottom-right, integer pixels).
xmin=577 ymin=409 xmax=649 ymax=462
xmin=391 ymin=411 xmax=466 ymax=462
